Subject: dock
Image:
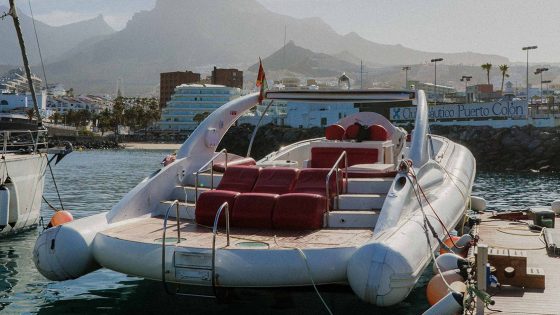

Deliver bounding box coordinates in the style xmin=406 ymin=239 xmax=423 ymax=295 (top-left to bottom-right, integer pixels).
xmin=472 ymin=212 xmax=560 ymax=315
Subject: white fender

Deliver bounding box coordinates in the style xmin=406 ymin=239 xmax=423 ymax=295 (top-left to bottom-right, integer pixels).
xmin=551 ymin=200 xmax=560 ymax=215
xmin=422 ymin=291 xmax=463 ymax=315
xmin=470 ymin=196 xmax=486 ymax=212
xmin=432 ymin=253 xmax=468 ymax=274
xmin=33 ymin=212 xmax=109 ymax=281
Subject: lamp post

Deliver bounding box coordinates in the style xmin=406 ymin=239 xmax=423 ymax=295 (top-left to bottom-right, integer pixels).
xmin=522 ymin=46 xmax=537 ymax=104
xmin=542 ymin=79 xmax=552 ymax=114
xmin=431 ymin=58 xmax=443 ymax=106
xmin=535 ymin=67 xmax=549 ymax=105
xmin=402 ymin=66 xmax=410 ymax=89
xmin=461 ymin=75 xmax=472 ymax=103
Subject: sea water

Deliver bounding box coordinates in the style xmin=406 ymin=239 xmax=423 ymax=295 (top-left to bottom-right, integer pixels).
xmin=0 ymin=150 xmax=558 ymax=314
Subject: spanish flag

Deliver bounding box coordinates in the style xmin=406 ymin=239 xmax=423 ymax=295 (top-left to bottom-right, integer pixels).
xmin=256 ymin=58 xmax=267 ymax=104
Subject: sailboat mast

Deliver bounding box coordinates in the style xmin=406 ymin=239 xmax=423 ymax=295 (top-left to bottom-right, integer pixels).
xmin=8 ymin=0 xmax=43 ymax=126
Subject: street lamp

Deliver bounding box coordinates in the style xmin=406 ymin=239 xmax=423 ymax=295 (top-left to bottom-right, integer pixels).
xmin=402 ymin=66 xmax=411 ymax=89
xmin=535 ymin=67 xmax=549 ymax=104
xmin=461 ymin=75 xmax=472 ymax=102
xmin=522 ymin=45 xmax=537 ymax=103
xmin=431 ymin=58 xmax=443 ymax=105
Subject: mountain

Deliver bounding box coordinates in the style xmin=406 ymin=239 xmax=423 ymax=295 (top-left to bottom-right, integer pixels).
xmin=247 ymin=41 xmax=367 ymax=78
xmin=40 ymin=0 xmax=510 ymax=94
xmin=0 ymin=6 xmax=114 ymax=66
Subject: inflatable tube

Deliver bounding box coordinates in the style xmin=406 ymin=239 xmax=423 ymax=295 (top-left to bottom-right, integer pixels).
xmin=33 ymin=212 xmax=109 ymax=281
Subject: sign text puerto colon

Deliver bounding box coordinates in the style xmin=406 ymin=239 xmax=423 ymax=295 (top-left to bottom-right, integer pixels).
xmin=390 ymin=101 xmax=528 ymax=121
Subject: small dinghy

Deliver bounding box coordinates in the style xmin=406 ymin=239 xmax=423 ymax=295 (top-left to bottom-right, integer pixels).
xmin=33 ymin=89 xmax=475 ymax=306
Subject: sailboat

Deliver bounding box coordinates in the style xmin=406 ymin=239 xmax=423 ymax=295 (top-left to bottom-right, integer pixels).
xmin=33 ymin=87 xmax=475 ymax=306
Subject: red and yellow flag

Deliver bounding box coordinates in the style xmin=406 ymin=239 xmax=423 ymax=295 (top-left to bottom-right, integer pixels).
xmin=256 ymin=58 xmax=268 ymax=104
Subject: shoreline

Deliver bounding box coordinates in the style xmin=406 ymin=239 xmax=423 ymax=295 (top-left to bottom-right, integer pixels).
xmin=121 ymin=142 xmax=181 ymax=150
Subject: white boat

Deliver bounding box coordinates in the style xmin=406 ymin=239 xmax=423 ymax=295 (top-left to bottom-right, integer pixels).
xmin=33 ymin=89 xmax=475 ymax=306
xmin=0 ymin=114 xmax=49 ymax=235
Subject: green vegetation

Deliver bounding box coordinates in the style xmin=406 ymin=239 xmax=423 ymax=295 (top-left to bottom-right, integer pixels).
xmin=481 ymin=63 xmax=492 ymax=85
xmin=499 ymin=64 xmax=509 ymax=92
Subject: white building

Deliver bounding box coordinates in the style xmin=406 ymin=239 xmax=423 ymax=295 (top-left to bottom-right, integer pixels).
xmin=0 ymin=90 xmax=47 ymax=114
xmin=158 ymin=84 xmax=240 ymax=132
xmin=284 ymin=101 xmax=358 ymax=128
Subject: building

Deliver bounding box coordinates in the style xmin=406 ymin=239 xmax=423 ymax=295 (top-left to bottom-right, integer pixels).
xmin=157 ymin=84 xmax=240 ymax=133
xmin=0 ymin=68 xmax=42 ymax=93
xmin=466 ymin=84 xmax=501 ymax=102
xmin=211 ymin=67 xmax=243 ymax=89
xmin=159 ymin=71 xmax=201 ymax=108
xmin=407 ymin=80 xmax=456 ymax=102
xmin=285 ymin=101 xmax=358 ymax=128
xmin=0 ymin=90 xmax=48 ymax=115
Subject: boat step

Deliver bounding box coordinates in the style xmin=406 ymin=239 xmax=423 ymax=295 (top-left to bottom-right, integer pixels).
xmin=337 ymin=194 xmax=385 ymax=210
xmin=328 ymin=210 xmax=379 ymax=228
xmin=158 ymin=200 xmax=196 ymax=220
xmin=171 ymin=185 xmax=210 ymax=201
xmin=346 ymin=178 xmax=393 ymax=194
xmin=187 ymin=172 xmax=223 ymax=188
xmin=174 ymin=250 xmax=213 ymax=284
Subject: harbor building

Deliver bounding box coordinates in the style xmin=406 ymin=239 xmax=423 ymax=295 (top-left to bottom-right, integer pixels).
xmin=0 ymin=90 xmax=47 ymax=113
xmin=159 ymin=71 xmax=201 ymax=109
xmin=211 ymin=67 xmax=243 ymax=89
xmin=284 ymin=101 xmax=358 ymax=128
xmin=0 ymin=68 xmax=42 ymax=93
xmin=407 ymin=80 xmax=456 ymax=102
xmin=157 ymin=84 xmax=240 ymax=133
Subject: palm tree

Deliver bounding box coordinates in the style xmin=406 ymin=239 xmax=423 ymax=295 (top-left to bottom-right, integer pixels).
xmin=481 ymin=63 xmax=492 ymax=85
xmin=499 ymin=64 xmax=510 ymax=93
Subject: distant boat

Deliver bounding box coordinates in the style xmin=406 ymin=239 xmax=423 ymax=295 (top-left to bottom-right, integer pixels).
xmin=33 ymin=89 xmax=476 ymax=306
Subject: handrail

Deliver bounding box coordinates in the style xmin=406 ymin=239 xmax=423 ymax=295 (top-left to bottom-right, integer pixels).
xmin=325 ymin=151 xmax=348 ymax=212
xmin=211 ymin=202 xmax=230 ymax=293
xmin=194 ymin=149 xmax=228 ymax=204
xmin=260 ymin=137 xmax=323 ymax=162
xmin=161 ymin=199 xmax=181 ymax=295
xmin=0 ymin=129 xmax=48 ymax=154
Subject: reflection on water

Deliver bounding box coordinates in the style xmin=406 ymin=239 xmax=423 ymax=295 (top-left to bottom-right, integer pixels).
xmin=0 ymin=150 xmax=557 ymax=314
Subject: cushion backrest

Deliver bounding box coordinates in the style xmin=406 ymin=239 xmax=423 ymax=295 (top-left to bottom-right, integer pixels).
xmin=292 ymin=168 xmax=342 ymax=197
xmin=310 ymin=147 xmax=378 ymax=168
xmin=216 ymin=165 xmax=261 ymax=192
xmin=252 ymin=167 xmax=299 ymax=194
xmin=368 ymin=124 xmax=389 ymax=141
xmin=345 ymin=124 xmax=360 ymax=140
xmin=325 ymin=124 xmax=345 ymax=140
xmin=213 ymin=157 xmax=256 ymax=173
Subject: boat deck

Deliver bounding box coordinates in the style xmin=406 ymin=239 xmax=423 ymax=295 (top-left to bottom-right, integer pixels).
xmin=477 ymin=213 xmax=560 ymax=315
xmin=102 ymin=216 xmax=374 ymax=250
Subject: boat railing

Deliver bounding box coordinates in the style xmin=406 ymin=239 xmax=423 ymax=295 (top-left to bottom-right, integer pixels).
xmin=161 ymin=199 xmax=181 ymax=294
xmin=260 ymin=137 xmax=323 ymax=161
xmin=194 ymin=149 xmax=228 ymax=204
xmin=0 ymin=129 xmax=48 ymax=154
xmin=211 ymin=202 xmax=230 ymax=292
xmin=326 ymin=150 xmax=348 ymax=211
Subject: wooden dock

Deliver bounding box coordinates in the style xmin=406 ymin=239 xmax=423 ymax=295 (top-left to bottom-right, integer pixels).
xmin=475 ymin=213 xmax=560 ymax=315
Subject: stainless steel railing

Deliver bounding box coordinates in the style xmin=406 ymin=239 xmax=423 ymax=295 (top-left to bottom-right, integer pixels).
xmin=325 ymin=151 xmax=348 ymax=211
xmin=161 ymin=199 xmax=181 ymax=294
xmin=211 ymin=202 xmax=230 ymax=291
xmin=0 ymin=129 xmax=48 ymax=154
xmin=194 ymin=149 xmax=228 ymax=204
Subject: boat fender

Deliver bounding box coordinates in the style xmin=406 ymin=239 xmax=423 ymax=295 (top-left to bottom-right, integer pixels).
xmin=0 ymin=185 xmax=9 ymax=229
xmin=422 ymin=291 xmax=463 ymax=315
xmin=440 ymin=234 xmax=473 ymax=257
xmin=426 ymin=269 xmax=465 ymax=306
xmin=48 ymin=211 xmax=74 ymax=228
xmin=551 ymin=200 xmax=560 ymax=215
xmin=432 ymin=253 xmax=469 ymax=274
xmin=470 ymin=196 xmax=487 ymax=212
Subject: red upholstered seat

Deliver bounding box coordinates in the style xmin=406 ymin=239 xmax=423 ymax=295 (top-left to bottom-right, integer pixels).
xmin=213 ymin=157 xmax=256 ymax=173
xmin=273 ymin=193 xmax=326 ymax=230
xmin=195 ymin=190 xmax=239 ymax=226
xmin=216 ymin=165 xmax=261 ymax=192
xmin=345 ymin=124 xmax=360 ymax=140
xmin=325 ymin=124 xmax=345 ymax=140
xmin=310 ymin=147 xmax=378 ymax=168
xmin=368 ymin=124 xmax=389 ymax=141
xmin=231 ymin=193 xmax=278 ymax=228
xmin=252 ymin=167 xmax=299 ymax=194
xmin=292 ymin=168 xmax=342 ymax=198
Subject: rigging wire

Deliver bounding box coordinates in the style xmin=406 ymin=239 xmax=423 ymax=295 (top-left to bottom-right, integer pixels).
xmin=27 ymin=0 xmax=49 ymax=90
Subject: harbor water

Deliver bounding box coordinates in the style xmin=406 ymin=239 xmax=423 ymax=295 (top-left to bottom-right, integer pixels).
xmin=0 ymin=150 xmax=559 ymax=314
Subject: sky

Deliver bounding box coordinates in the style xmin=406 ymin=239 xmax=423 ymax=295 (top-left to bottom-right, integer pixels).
xmin=3 ymin=0 xmax=560 ymax=63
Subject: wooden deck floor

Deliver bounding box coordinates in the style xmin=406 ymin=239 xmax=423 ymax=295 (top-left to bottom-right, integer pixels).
xmin=102 ymin=216 xmax=374 ymax=250
xmin=478 ymin=213 xmax=560 ymax=315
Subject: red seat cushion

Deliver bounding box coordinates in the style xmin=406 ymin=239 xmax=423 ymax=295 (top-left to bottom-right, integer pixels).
xmin=310 ymin=147 xmax=378 ymax=168
xmin=216 ymin=165 xmax=261 ymax=192
xmin=325 ymin=124 xmax=345 ymax=140
xmin=292 ymin=168 xmax=342 ymax=198
xmin=252 ymin=167 xmax=299 ymax=194
xmin=231 ymin=193 xmax=278 ymax=228
xmin=212 ymin=157 xmax=256 ymax=173
xmin=195 ymin=190 xmax=239 ymax=226
xmin=273 ymin=193 xmax=326 ymax=230
xmin=368 ymin=125 xmax=389 ymax=141
xmin=345 ymin=124 xmax=360 ymax=140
